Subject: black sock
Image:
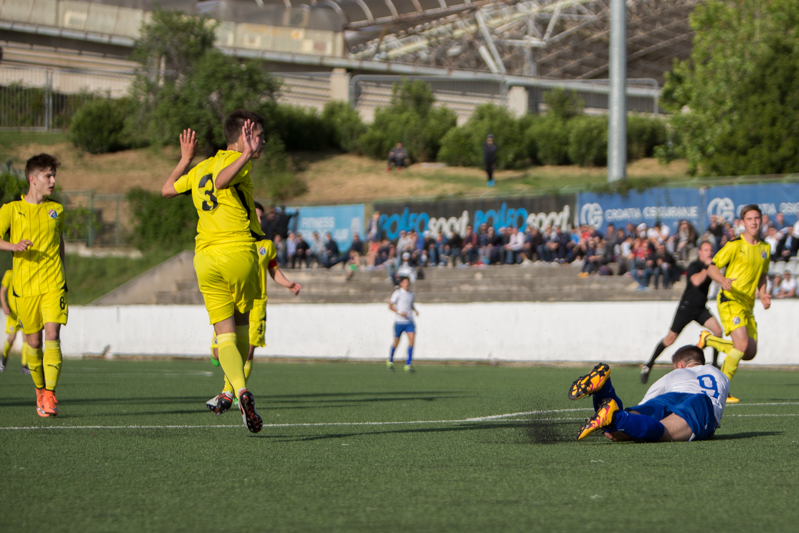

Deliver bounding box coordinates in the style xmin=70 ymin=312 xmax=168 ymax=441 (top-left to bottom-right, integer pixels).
xmin=712 ymin=348 xmax=719 ymax=367
xmin=646 ymin=341 xmax=667 ymax=368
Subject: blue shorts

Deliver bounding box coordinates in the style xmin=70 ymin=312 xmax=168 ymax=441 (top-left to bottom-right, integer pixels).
xmin=628 ymin=392 xmax=716 ymax=441
xmin=394 ymin=322 xmax=415 ymax=338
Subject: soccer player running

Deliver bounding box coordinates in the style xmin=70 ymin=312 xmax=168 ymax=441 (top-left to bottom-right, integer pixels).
xmin=697 ymin=204 xmax=771 ymax=403
xmin=161 ymin=111 xmax=267 ymax=433
xmin=387 ymin=275 xmax=418 ymax=372
xmin=0 ymin=154 xmax=67 ymax=417
xmin=641 ymin=241 xmax=723 ymax=383
xmin=570 ymin=346 xmax=728 ymax=442
xmin=0 ymin=269 xmax=29 ymax=373
xmin=206 ymin=201 xmax=302 ymax=414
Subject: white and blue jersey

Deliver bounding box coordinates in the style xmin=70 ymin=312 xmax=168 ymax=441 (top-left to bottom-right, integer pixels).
xmin=390 ymin=288 xmax=415 ymax=337
xmin=630 ymin=365 xmax=729 ymax=440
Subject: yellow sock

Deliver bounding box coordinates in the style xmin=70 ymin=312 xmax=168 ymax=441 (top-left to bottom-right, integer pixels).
xmin=26 ymin=345 xmax=45 ymax=389
xmin=3 ymin=340 xmax=11 ymax=359
xmin=705 ymin=335 xmax=733 ymax=353
xmin=21 ymin=342 xmax=28 ymax=366
xmin=44 ymin=340 xmax=62 ymax=391
xmin=721 ymin=348 xmax=745 ymax=381
xmin=216 ymin=333 xmax=246 ymax=399
xmin=244 ymin=359 xmax=252 ymax=382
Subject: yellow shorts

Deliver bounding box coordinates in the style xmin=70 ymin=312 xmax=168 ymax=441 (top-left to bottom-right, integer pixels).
xmin=5 ymin=314 xmax=21 ymax=335
xmin=16 ymin=289 xmax=68 ymax=335
xmin=718 ymin=297 xmax=757 ymax=341
xmin=249 ymin=300 xmax=267 ymax=348
xmin=194 ymin=245 xmax=259 ymax=325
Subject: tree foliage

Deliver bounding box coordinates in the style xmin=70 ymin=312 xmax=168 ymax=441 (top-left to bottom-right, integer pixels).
xmin=661 ymin=0 xmax=799 ymax=175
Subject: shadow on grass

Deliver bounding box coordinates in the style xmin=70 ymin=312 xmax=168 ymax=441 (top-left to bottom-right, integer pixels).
xmin=711 ymin=431 xmax=782 ymax=440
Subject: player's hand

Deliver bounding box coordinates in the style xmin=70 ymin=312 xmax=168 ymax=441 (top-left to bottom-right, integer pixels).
xmin=240 ymin=120 xmax=261 ymax=156
xmin=414 ymin=310 xmax=419 ymax=316
xmin=401 ymin=312 xmax=408 ymax=318
xmin=760 ymin=291 xmax=771 ymax=310
xmin=179 ymin=129 xmax=198 ymax=162
xmin=12 ymin=240 xmax=32 ymax=252
xmin=720 ymin=277 xmax=736 ymax=291
xmin=290 ymin=282 xmax=302 ymax=296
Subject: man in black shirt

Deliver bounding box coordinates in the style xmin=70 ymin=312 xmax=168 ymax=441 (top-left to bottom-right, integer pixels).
xmin=640 ymin=241 xmax=724 ymax=383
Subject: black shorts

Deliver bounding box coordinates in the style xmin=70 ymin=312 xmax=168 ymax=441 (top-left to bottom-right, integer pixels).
xmin=669 ymin=304 xmax=714 ymax=335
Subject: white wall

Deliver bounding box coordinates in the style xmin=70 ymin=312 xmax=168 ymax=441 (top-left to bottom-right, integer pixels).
xmin=4 ymin=300 xmax=796 ymax=365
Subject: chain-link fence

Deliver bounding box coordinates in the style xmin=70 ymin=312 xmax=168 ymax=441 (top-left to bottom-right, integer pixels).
xmin=59 ymin=191 xmax=128 ymax=247
xmin=0 ymin=66 xmax=134 ymax=130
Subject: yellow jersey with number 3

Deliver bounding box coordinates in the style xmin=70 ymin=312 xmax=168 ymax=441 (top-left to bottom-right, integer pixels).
xmin=173 ymin=150 xmax=263 ymax=252
xmin=712 ymin=236 xmax=770 ymax=309
xmin=0 ymin=198 xmax=65 ymax=297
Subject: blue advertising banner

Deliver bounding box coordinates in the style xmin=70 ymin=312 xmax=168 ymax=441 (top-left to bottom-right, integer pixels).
xmin=705 ymin=184 xmax=799 ymax=226
xmin=578 ymin=188 xmax=702 ymax=233
xmin=293 ymin=204 xmax=364 ymax=251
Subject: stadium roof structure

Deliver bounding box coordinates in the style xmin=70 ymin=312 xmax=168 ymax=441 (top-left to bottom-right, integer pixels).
xmin=248 ymin=0 xmax=698 ymax=83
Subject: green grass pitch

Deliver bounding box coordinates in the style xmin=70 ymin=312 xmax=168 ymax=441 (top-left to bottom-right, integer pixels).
xmin=1 ymin=359 xmax=798 ymax=532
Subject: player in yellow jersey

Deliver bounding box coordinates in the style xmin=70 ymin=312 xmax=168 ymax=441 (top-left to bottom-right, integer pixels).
xmin=0 ymin=269 xmax=30 ymax=373
xmin=162 ymin=110 xmax=266 ymax=433
xmin=0 ymin=154 xmax=67 ymax=417
xmin=698 ymin=204 xmax=771 ymax=403
xmin=206 ymin=201 xmax=302 ymax=414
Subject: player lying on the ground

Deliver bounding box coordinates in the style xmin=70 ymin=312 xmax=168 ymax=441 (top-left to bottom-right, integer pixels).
xmin=0 ymin=269 xmax=29 ymax=374
xmin=206 ymin=201 xmax=302 ymax=414
xmin=570 ymin=345 xmax=728 ymax=442
xmin=641 ymin=241 xmax=723 ymax=383
xmin=0 ymin=154 xmax=67 ymax=417
xmin=698 ymin=204 xmax=770 ymax=403
xmin=387 ymin=275 xmax=418 ymax=373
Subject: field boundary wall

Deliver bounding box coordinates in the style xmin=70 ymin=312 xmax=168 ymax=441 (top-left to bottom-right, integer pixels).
xmin=5 ymin=300 xmax=796 ymax=365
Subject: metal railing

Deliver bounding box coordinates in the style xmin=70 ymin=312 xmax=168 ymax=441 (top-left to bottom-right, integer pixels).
xmin=0 ymin=66 xmax=134 ymax=130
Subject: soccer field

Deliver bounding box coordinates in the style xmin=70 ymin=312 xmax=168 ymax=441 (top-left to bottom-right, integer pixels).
xmin=1 ymin=360 xmax=798 ymax=532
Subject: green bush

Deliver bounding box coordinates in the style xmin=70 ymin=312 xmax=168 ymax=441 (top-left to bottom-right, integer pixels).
xmin=251 ymin=136 xmax=308 ymax=202
xmin=321 ymin=101 xmax=366 ymax=152
xmin=270 ymin=104 xmax=331 ymax=151
xmin=437 ymin=104 xmax=528 ymax=169
xmin=527 ymin=116 xmax=571 ymax=165
xmin=627 ymin=115 xmax=667 ymax=160
xmin=69 ymin=97 xmax=132 ymax=154
xmin=358 ymin=80 xmax=456 ymax=162
xmin=0 ymin=162 xmax=28 ymax=206
xmin=568 ymin=115 xmax=608 ymax=167
xmin=126 ymin=187 xmax=197 ymax=251
xmin=63 ymin=206 xmax=102 ymax=242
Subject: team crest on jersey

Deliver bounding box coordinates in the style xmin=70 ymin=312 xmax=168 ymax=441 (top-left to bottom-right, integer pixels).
xmin=732 ymin=316 xmax=741 ymax=325
xmin=258 ymin=246 xmax=266 ymax=256
xmin=761 ymin=251 xmax=767 ymax=258
xmin=48 ymin=209 xmax=58 ymax=219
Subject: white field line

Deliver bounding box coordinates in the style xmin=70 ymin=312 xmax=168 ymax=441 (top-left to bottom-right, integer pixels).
xmin=1 ymin=403 xmax=798 ymax=430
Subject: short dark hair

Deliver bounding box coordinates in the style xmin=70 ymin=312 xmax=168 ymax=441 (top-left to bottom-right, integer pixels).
xmin=740 ymin=204 xmax=762 ymax=219
xmin=25 ymin=153 xmax=59 ymax=180
xmin=224 ymin=110 xmax=265 ymax=145
xmin=254 ymin=201 xmax=265 ymax=212
xmin=672 ymin=345 xmax=705 ymax=366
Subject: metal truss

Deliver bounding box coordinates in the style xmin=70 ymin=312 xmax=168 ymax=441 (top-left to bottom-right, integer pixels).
xmin=343 ymin=0 xmax=699 ymax=82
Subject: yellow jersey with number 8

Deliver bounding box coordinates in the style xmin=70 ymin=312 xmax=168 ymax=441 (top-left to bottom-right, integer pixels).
xmin=173 ymin=150 xmax=263 ymax=252
xmin=711 ymin=236 xmax=770 ymax=309
xmin=0 ymin=198 xmax=65 ymax=297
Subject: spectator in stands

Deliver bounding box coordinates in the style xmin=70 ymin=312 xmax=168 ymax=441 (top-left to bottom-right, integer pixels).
xmin=367 ymin=210 xmax=381 ymax=243
xmin=286 ymin=231 xmax=297 ymax=268
xmin=765 ymin=227 xmax=781 ymax=262
xmin=538 ymin=225 xmax=555 ymax=263
xmin=435 ymin=230 xmax=449 ymax=266
xmin=578 ymin=237 xmax=600 ymax=277
xmin=775 ymin=270 xmax=796 ymax=299
xmin=631 ymin=239 xmax=654 ymax=290
xmin=483 ymin=134 xmax=498 ymax=187
xmin=505 ymin=226 xmax=525 ymax=264
xmin=321 ymin=232 xmax=339 ymax=268
xmin=707 ymin=216 xmax=724 ymax=245
xmin=719 ymin=222 xmax=736 ymax=249
xmin=396 ymin=230 xmax=414 ymax=257
xmin=625 ymin=223 xmax=636 ymax=239
xmin=261 ymin=206 xmax=277 ymax=240
xmin=770 ymin=274 xmax=780 ymax=297
xmin=333 ymin=232 xmax=364 ymax=268
xmin=395 ymin=252 xmax=416 ymax=283
xmin=375 ymin=238 xmax=392 ymax=267
xmin=675 ymin=220 xmax=697 ymax=261
xmin=461 ymin=225 xmax=478 ymax=265
xmin=652 ymin=243 xmax=676 ymax=289
xmin=759 ymin=214 xmax=772 ymax=240
xmin=274 ymin=206 xmax=298 ymax=240
xmin=615 ymin=230 xmax=634 ymax=276
xmin=791 ymin=218 xmax=799 ymax=258
xmin=274 ymin=234 xmax=287 ymax=269
xmin=485 ymin=226 xmax=503 ymax=264
xmin=387 ymin=142 xmax=409 ymax=171
xmin=448 ymin=230 xmax=464 ymax=267
xmin=773 ymin=212 xmax=791 ymax=260
xmin=420 ymin=231 xmax=436 ymax=266
xmin=526 ymin=226 xmax=543 ymax=262
xmin=294 ymin=232 xmax=310 ymax=269
xmin=309 ymin=231 xmax=324 ymax=268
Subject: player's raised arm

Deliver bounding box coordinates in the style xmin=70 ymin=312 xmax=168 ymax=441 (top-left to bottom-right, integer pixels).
xmin=215 ymin=120 xmax=262 ymax=190
xmin=268 ymin=266 xmax=301 ymax=296
xmin=161 ymin=129 xmax=197 ymax=198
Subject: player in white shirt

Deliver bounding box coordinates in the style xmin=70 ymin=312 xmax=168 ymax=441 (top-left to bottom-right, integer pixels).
xmin=568 ymin=345 xmax=728 ymax=442
xmin=387 ymin=275 xmax=418 ymax=372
